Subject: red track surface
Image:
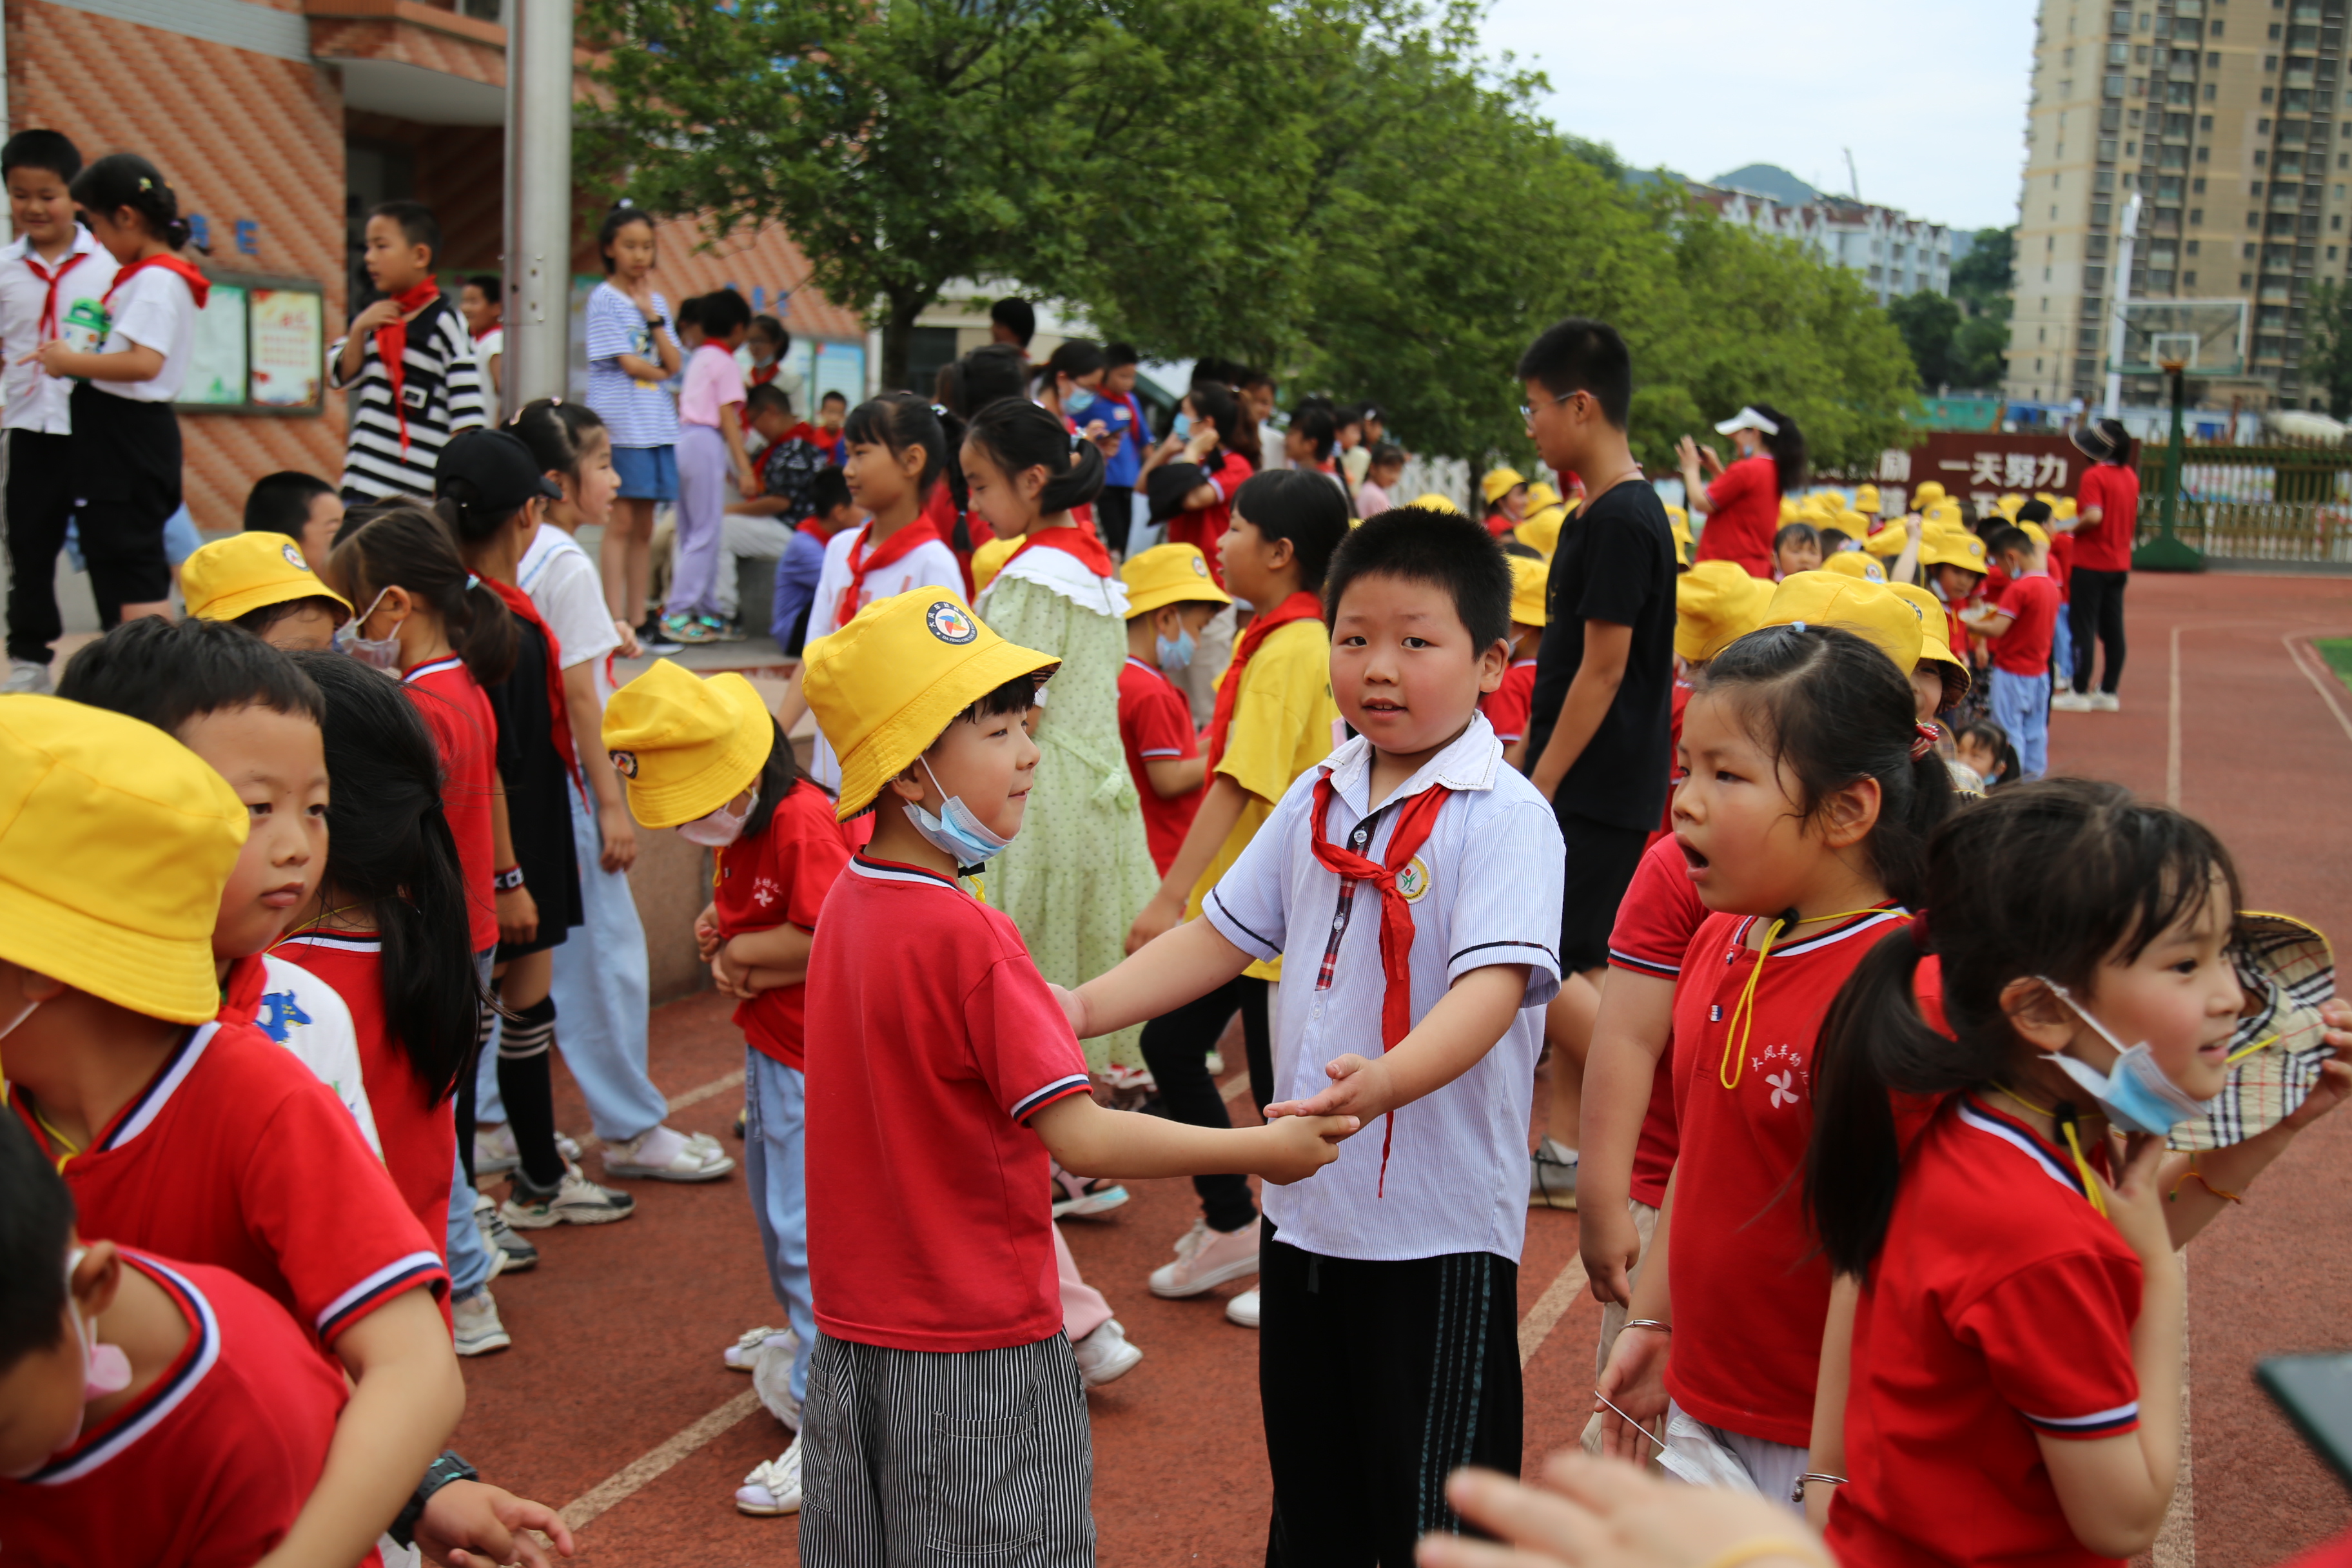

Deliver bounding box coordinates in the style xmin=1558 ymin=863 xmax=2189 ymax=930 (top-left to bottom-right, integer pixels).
xmin=455 ymin=572 xmax=2352 ymax=1567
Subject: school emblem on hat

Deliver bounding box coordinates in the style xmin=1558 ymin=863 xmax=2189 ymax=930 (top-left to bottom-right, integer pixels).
xmin=1396 ymin=856 xmax=1431 ymax=903
xmin=609 ymin=749 xmax=639 ymax=778
xmin=926 ymin=600 xmax=977 ymax=645
xmin=282 ymin=542 xmax=309 ymax=573
xmin=1190 ymin=556 xmax=1210 ymax=577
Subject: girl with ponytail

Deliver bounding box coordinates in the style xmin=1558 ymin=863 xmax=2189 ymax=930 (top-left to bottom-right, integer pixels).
xmin=963 ymin=397 xmax=1158 ymax=1082
xmin=1802 ymin=779 xmax=2352 ymax=1562
xmin=1592 ymin=622 xmax=1954 ymax=1501
xmin=34 ymin=153 xmax=208 ymax=630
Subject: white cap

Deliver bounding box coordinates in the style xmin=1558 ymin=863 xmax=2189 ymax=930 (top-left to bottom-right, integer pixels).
xmin=1713 ymin=406 xmax=1781 ymax=437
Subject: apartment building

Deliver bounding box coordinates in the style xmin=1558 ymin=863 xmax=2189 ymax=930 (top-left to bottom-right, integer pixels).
xmin=2008 ymin=0 xmax=2351 ymax=410
xmin=1693 ymin=180 xmax=1955 ymax=305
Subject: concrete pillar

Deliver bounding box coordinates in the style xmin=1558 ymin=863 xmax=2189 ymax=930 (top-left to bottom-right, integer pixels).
xmin=504 ymin=0 xmax=572 ymax=407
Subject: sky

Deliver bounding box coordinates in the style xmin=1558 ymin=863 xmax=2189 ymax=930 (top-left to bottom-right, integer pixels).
xmin=1478 ymin=0 xmax=2041 ymax=235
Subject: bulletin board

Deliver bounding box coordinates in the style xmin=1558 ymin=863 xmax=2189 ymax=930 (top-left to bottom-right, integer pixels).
xmin=174 ymin=270 xmax=326 ymax=415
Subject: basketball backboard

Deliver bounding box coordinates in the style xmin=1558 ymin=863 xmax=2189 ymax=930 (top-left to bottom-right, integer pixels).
xmin=2112 ymin=300 xmax=2249 ymax=377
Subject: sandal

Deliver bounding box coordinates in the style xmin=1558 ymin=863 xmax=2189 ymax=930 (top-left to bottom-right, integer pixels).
xmin=1050 ymin=1161 xmax=1129 ymax=1219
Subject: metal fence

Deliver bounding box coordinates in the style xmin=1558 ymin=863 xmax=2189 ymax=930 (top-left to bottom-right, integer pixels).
xmin=2135 ymin=446 xmax=2352 ymax=564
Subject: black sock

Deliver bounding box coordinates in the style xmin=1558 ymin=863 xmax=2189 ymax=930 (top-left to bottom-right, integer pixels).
xmin=456 ymin=1000 xmax=495 ymax=1186
xmin=498 ymin=996 xmax=565 ymax=1190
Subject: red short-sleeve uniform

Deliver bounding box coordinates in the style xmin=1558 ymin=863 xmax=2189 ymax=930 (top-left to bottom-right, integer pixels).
xmin=2073 ymin=464 xmax=2140 ymax=574
xmin=1480 ymin=659 xmax=1538 ymax=745
xmin=803 ymin=856 xmax=1096 ymax=1351
xmin=1665 ymin=906 xmax=1916 ymax=1446
xmin=8 ymin=1022 xmax=446 ymax=1349
xmin=1828 ymin=1098 xmax=2143 ymax=1568
xmin=1992 ymin=573 xmax=2062 ymax=676
xmin=2047 ymin=533 xmax=2075 ymax=598
xmin=402 ymin=655 xmax=500 ymax=954
xmin=1605 ymin=835 xmax=1709 ymax=1208
xmin=715 ymin=779 xmax=852 ymax=1070
xmin=271 ymin=931 xmax=453 ymax=1252
xmin=0 ymin=1251 xmax=367 ymax=1567
xmin=1652 ymin=679 xmax=1692 ymax=845
xmin=1167 ymin=449 xmax=1255 ymax=588
xmin=1118 ymin=656 xmax=1204 ymax=876
xmin=1697 ymin=454 xmax=1781 ymax=579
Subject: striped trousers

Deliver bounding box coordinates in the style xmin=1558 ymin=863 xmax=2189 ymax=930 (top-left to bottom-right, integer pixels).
xmin=799 ymin=1331 xmax=1095 ymax=1567
xmin=1260 ymin=1226 xmax=1521 ymax=1567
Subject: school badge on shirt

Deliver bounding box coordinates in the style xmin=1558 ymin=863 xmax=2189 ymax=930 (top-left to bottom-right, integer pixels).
xmin=1396 ymin=856 xmax=1432 ymax=903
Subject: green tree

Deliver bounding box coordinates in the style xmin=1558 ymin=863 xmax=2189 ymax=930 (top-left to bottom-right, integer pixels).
xmin=1888 ymin=289 xmax=1961 ymax=390
xmin=2303 ymin=279 xmax=2352 ymax=418
xmin=1946 ymin=225 xmax=2014 ymax=391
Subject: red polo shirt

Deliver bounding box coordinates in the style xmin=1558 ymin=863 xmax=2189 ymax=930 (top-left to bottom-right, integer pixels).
xmin=1118 ymin=656 xmax=1203 ymax=876
xmin=402 ymin=655 xmax=500 ymax=954
xmin=1480 ymin=659 xmax=1539 ymax=745
xmin=2073 ymin=464 xmax=2139 ymax=574
xmin=1992 ymin=573 xmax=2061 ymax=676
xmin=714 ymin=779 xmax=852 ymax=1070
xmin=1698 ymin=454 xmax=1780 ymax=578
xmin=1604 ymin=835 xmax=1709 ymax=1208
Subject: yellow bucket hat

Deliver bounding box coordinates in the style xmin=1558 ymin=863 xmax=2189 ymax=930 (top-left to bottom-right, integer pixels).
xmin=1994 ymin=492 xmax=2026 ymax=519
xmin=803 ymin=591 xmax=1059 ymax=822
xmin=1853 ymin=483 xmax=1881 ymax=514
xmin=0 ymin=695 xmax=248 ymax=1024
xmin=1863 ymin=522 xmax=1910 ymax=558
xmin=1667 ymin=506 xmax=1692 ymax=567
xmin=1675 ymin=560 xmax=1774 ymax=662
xmin=1411 ymin=492 xmax=1463 ymax=514
xmin=1524 ymin=480 xmax=1562 ymax=513
xmin=2055 ymin=497 xmax=2078 ymax=522
xmin=1920 ymin=529 xmax=1990 ymax=574
xmin=2017 ymin=520 xmax=2052 ymax=551
xmin=1886 ymin=580 xmax=1972 ymax=706
xmin=181 ymin=531 xmax=353 ymax=626
xmin=1778 ymin=497 xmax=1799 ymax=524
xmin=602 ymin=660 xmax=776 ymax=830
xmin=1507 ymin=554 xmax=1549 ymax=629
xmin=1515 ymin=505 xmax=1566 ymax=558
xmin=1480 ymin=467 xmax=1527 ymax=505
xmin=1820 ymin=509 xmax=1870 ymax=542
xmin=1823 ymin=550 xmax=1886 ymax=583
xmin=1120 ymin=542 xmax=1232 ymax=620
xmin=1761 ymin=573 xmax=1925 ymax=674
xmin=1912 ymin=480 xmax=1948 ymax=509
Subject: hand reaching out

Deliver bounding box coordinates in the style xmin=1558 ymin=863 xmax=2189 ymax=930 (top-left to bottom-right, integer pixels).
xmin=1417 ymin=1452 xmax=1827 ymax=1568
xmin=2278 ymin=999 xmax=2352 ymax=1133
xmin=1591 ymin=1323 xmax=1671 ymax=1463
xmin=1264 ymin=1052 xmax=1393 ymax=1125
xmin=1256 ymin=1113 xmax=1358 ymax=1184
xmin=414 ymin=1478 xmax=576 ymax=1568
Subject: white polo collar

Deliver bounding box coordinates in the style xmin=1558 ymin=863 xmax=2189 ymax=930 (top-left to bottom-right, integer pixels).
xmin=1321 ymin=710 xmax=1503 ymax=816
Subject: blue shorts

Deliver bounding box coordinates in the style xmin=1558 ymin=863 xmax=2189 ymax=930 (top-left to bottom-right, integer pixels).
xmin=611 ymin=443 xmax=678 ymax=502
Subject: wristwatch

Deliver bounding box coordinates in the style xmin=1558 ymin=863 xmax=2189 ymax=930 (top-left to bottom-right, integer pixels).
xmin=389 ymin=1450 xmax=478 ymax=1547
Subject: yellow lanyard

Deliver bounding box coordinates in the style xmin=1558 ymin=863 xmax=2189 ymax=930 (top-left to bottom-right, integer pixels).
xmin=6 ymin=1086 xmax=84 ymax=1175
xmin=1718 ymin=906 xmax=1896 ymax=1090
xmin=1992 ymin=1083 xmax=2108 ymax=1216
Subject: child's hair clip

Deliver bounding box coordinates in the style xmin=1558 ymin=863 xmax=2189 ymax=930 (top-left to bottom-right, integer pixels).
xmin=1909 ymin=721 xmax=1940 ymax=761
xmin=138 ymin=176 xmax=153 ymax=190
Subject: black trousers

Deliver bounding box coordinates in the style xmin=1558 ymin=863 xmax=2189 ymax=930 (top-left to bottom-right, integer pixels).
xmin=4 ymin=429 xmax=74 ymax=663
xmin=1097 ymin=485 xmax=1134 ymax=556
xmin=66 ymin=383 xmax=178 ymax=622
xmin=2069 ymin=567 xmax=2128 ymax=695
xmin=1137 ymin=974 xmax=1270 ymax=1234
xmin=1261 ymin=1227 xmax=1522 ymax=1567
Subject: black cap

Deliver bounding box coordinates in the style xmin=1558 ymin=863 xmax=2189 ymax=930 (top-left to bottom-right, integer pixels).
xmin=435 ymin=428 xmax=561 ymax=513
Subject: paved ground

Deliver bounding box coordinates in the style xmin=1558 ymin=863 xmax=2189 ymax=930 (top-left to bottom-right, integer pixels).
xmin=452 ymin=571 xmax=2352 ymax=1567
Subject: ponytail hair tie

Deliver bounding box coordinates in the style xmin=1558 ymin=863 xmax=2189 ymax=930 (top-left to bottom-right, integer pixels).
xmin=1911 ymin=910 xmax=1932 ymax=952
xmin=1910 ymin=721 xmax=1940 ymax=761
xmin=466 ymin=573 xmax=481 ymax=590
xmin=1070 ymin=431 xmax=1083 ymax=453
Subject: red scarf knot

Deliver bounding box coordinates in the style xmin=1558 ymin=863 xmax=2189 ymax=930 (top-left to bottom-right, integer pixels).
xmin=1204 ymin=590 xmax=1324 ymax=770
xmin=24 ymin=247 xmax=91 ymax=340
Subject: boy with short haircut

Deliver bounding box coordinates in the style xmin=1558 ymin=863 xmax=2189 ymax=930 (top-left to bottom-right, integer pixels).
xmin=813 ymin=387 xmax=850 ymax=464
xmin=663 ymin=288 xmax=758 ymax=645
xmin=770 ymin=466 xmax=861 ymax=656
xmin=0 ymin=695 xmax=460 ymax=1568
xmin=180 ymin=530 xmax=355 ymax=651
xmin=242 ymin=469 xmax=344 ymax=575
xmin=331 ymin=201 xmax=484 ymax=504
xmin=792 ymin=589 xmax=1347 ymax=1566
xmin=1482 ymin=551 xmax=1547 ymax=769
xmin=458 ymin=273 xmax=503 ymax=423
xmin=1 ymin=129 xmax=113 ymax=694
xmin=1123 ymin=469 xmax=1350 ymax=1317
xmin=1963 ymin=524 xmax=2059 ymax=780
xmin=1069 ymin=507 xmax=1566 ymax=1561
xmin=1116 ymin=542 xmax=1231 ymax=876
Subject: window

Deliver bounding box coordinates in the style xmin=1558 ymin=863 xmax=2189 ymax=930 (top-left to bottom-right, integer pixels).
xmin=2202 ymin=114 xmax=2215 ymax=130
xmin=2210 ymin=50 xmax=2223 ymax=64
xmin=2257 ymin=149 xmax=2270 ymax=164
xmin=2270 ymin=23 xmax=2283 ymax=39
xmin=2266 ymin=87 xmax=2278 ymax=102
xmin=2102 ymin=137 xmax=2121 ymax=161
xmin=2261 ymin=118 xmax=2273 ymax=132
xmin=2196 ymin=177 xmax=2208 ymax=192
xmin=2186 ymin=270 xmax=2199 ymax=284
xmin=2188 ymin=239 xmax=2201 ymax=254
xmin=2198 ymin=145 xmax=2211 ymax=161
xmin=2255 ymin=180 xmax=2267 ymax=193
xmin=2246 ymin=271 xmax=2258 ymax=284
xmin=2207 ymin=82 xmax=2220 ymax=99
xmin=2212 ymin=19 xmax=2225 ymax=37
xmin=2337 ymin=214 xmax=2346 ymax=229
xmin=2333 ymin=246 xmax=2342 ymax=260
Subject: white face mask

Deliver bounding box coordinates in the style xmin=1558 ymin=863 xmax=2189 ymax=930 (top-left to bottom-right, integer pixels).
xmin=335 ymin=588 xmax=406 ymax=672
xmin=1 ymin=1248 xmax=133 ymax=1478
xmin=678 ymin=785 xmax=759 ymax=848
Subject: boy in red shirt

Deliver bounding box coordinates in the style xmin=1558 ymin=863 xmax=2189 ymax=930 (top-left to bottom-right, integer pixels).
xmin=794 ymin=589 xmax=1349 ymax=1566
xmin=0 ymin=696 xmax=462 ymax=1568
xmin=1115 ymin=543 xmax=1230 ymax=874
xmin=1482 ymin=553 xmax=1547 ymax=769
xmin=1964 ymin=524 xmax=2059 ymax=781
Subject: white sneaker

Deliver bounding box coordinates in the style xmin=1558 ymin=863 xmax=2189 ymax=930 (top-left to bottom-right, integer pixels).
xmin=735 ymin=1434 xmax=803 ymax=1516
xmin=2052 ymin=691 xmax=2093 ymax=712
xmin=603 ymin=1124 xmax=736 ymax=1181
xmin=471 ymin=1190 xmax=538 ymax=1271
xmin=1224 ymin=1287 xmax=1262 ymax=1328
xmin=474 ymin=1122 xmax=520 ymax=1175
xmin=1530 ymin=1137 xmax=1580 ymax=1211
xmin=1149 ymin=1215 xmax=1260 ymax=1297
xmin=4 ymin=658 xmax=51 ymax=694
xmin=451 ymin=1289 xmax=512 ymax=1355
xmin=723 ymin=1324 xmax=790 ymax=1371
xmin=502 ymin=1163 xmax=636 ymax=1229
xmin=1072 ymin=1318 xmax=1144 ymax=1387
xmin=2091 ymin=691 xmax=2120 ymax=712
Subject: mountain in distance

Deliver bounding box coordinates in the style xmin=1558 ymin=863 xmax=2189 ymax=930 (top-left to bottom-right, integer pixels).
xmin=1709 ymin=163 xmax=1821 ymax=206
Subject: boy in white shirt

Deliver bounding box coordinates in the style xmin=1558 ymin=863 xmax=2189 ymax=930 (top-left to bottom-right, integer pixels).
xmin=1063 ymin=507 xmax=1564 ymax=1562
xmin=1 ymin=130 xmax=113 ymax=692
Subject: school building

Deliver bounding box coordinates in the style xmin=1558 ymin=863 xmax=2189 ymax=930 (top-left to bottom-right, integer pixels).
xmin=3 ymin=0 xmax=874 ymax=530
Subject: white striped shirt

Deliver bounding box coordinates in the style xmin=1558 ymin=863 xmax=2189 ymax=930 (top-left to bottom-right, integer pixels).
xmin=329 ymin=295 xmax=485 ymax=502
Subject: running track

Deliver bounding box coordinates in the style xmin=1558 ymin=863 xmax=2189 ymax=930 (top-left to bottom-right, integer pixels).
xmin=458 ymin=572 xmax=2352 ymax=1567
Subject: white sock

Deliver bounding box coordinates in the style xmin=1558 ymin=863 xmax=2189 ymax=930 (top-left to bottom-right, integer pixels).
xmin=629 ymin=1124 xmax=689 ymax=1168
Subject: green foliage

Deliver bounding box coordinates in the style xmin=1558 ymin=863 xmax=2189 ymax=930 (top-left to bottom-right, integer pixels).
xmin=1888 ymin=289 xmax=1963 ymax=390
xmin=1945 ymin=225 xmax=2015 ymax=391
xmin=2303 ymin=279 xmax=2352 ymax=419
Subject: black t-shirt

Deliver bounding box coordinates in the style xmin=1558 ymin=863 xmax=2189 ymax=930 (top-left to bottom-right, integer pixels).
xmin=484 ymin=617 xmax=583 ymax=952
xmin=1525 ymin=477 xmax=1677 ymax=832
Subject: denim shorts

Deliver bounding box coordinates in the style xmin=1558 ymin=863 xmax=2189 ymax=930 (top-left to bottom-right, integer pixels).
xmin=611 ymin=443 xmax=678 ymax=502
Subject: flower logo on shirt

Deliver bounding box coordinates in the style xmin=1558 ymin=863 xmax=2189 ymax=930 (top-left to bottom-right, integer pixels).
xmin=752 ymin=876 xmax=781 ymax=909
xmin=281 ymin=542 xmax=309 ymax=573
xmin=256 ymin=988 xmax=313 ymax=1044
xmin=1395 ymin=856 xmax=1432 ymax=903
xmin=1766 ymin=1069 xmax=1798 ymax=1109
xmin=926 ymin=602 xmax=977 ymax=645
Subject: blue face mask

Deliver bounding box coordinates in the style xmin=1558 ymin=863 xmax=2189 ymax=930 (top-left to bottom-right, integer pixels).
xmin=2037 ymin=977 xmax=2217 ymax=1134
xmin=902 ymin=758 xmax=1014 ymax=868
xmin=1171 ymin=411 xmax=1191 ymax=440
xmin=1064 ymin=386 xmax=1097 ymax=418
xmin=1155 ymin=627 xmax=1195 ymax=671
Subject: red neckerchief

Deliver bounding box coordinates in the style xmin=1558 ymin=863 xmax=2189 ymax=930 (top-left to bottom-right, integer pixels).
xmin=834 ymin=512 xmax=946 ymax=629
xmin=217 ymin=951 xmax=267 ymax=1025
xmin=100 ymin=253 xmax=210 ymax=313
xmin=485 ymin=579 xmax=581 ymax=789
xmin=1203 ymin=590 xmax=1322 ymax=769
xmin=23 ymin=245 xmax=91 ymax=338
xmin=372 ymin=280 xmax=444 ymax=456
xmin=1306 ymin=770 xmax=1454 ymax=1197
xmin=750 ymin=362 xmax=778 ymax=387
xmin=1002 ymin=525 xmax=1113 ymax=578
xmin=797 ymin=516 xmax=828 ymax=538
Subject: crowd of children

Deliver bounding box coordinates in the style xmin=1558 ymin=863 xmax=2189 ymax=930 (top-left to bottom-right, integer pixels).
xmin=0 ymin=121 xmax=2342 ymax=1568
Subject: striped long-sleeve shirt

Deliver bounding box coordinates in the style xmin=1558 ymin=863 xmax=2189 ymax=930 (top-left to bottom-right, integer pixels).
xmin=329 ymin=295 xmax=485 ymax=502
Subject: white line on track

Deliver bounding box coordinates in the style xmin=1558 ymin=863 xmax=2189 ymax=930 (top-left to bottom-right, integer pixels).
xmin=2285 ymin=632 xmax=2352 ymax=747
xmin=1516 ymin=1254 xmax=1590 ymax=1369
xmin=1219 ymin=1068 xmax=1251 ymax=1103
xmin=557 ymin=1389 xmax=765 ymax=1531
xmin=567 ymin=1069 xmax=748 ymax=1158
